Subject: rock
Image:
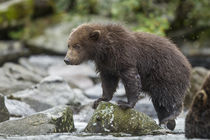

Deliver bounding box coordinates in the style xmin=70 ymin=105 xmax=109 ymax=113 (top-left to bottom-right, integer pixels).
xmin=5 ymin=98 xmax=36 ymax=117
xmin=134 ymin=97 xmax=157 ymax=119
xmin=26 ymin=22 xmax=73 ymax=54
xmin=0 ymin=94 xmax=9 ymax=122
xmin=28 ymin=55 xmax=64 ymax=70
xmin=0 ymin=62 xmax=43 ymax=95
xmin=19 ymin=58 xmax=48 ymax=77
xmin=49 ymin=63 xmax=97 ymax=90
xmin=12 ymin=76 xmax=91 ymax=112
xmin=84 ymin=102 xmax=160 ymax=135
xmin=184 ymin=67 xmax=210 ymax=110
xmin=0 ymin=41 xmax=29 ymax=65
xmin=84 ymin=82 xmax=125 ymax=99
xmin=0 ymin=105 xmax=75 ymax=136
xmin=74 ymin=103 xmax=94 ymax=123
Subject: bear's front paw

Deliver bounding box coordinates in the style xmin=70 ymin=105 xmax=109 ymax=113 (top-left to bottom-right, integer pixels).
xmin=92 ymin=98 xmax=104 ymax=109
xmin=117 ymin=100 xmax=132 ymax=109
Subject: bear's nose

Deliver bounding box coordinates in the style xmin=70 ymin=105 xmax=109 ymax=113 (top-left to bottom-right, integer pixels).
xmin=64 ymin=58 xmax=70 ymax=65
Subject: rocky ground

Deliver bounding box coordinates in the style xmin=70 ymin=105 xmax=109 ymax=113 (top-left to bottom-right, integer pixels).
xmin=0 ymin=54 xmax=208 ymax=140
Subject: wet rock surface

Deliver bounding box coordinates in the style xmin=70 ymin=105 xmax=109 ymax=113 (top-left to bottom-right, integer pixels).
xmin=0 ymin=94 xmax=9 ymax=122
xmin=11 ymin=76 xmax=91 ymax=112
xmin=5 ymin=98 xmax=36 ymax=117
xmin=0 ymin=62 xmax=43 ymax=95
xmin=49 ymin=63 xmax=96 ymax=90
xmin=0 ymin=41 xmax=29 ymax=65
xmin=85 ymin=102 xmax=161 ymax=135
xmin=26 ymin=22 xmax=73 ymax=54
xmin=0 ymin=105 xmax=74 ymax=136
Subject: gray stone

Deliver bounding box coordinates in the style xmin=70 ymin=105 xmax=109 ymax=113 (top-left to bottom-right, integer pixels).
xmin=134 ymin=97 xmax=157 ymax=119
xmin=0 ymin=105 xmax=75 ymax=136
xmin=184 ymin=67 xmax=210 ymax=110
xmin=0 ymin=41 xmax=29 ymax=65
xmin=84 ymin=82 xmax=125 ymax=98
xmin=0 ymin=62 xmax=43 ymax=95
xmin=0 ymin=94 xmax=9 ymax=122
xmin=49 ymin=63 xmax=97 ymax=90
xmin=19 ymin=58 xmax=48 ymax=77
xmin=12 ymin=76 xmax=91 ymax=111
xmin=84 ymin=102 xmax=160 ymax=135
xmin=74 ymin=103 xmax=94 ymax=123
xmin=28 ymin=55 xmax=64 ymax=70
xmin=26 ymin=22 xmax=74 ymax=54
xmin=5 ymin=98 xmax=36 ymax=117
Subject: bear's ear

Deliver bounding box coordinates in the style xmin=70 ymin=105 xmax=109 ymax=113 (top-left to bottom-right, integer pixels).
xmin=89 ymin=30 xmax=101 ymax=41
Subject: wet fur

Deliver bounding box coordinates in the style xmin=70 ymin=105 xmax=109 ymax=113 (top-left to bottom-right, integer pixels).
xmin=185 ymin=74 xmax=210 ymax=138
xmin=65 ymin=23 xmax=191 ymax=128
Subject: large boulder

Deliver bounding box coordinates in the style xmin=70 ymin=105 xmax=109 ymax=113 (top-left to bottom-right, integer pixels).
xmin=12 ymin=76 xmax=91 ymax=112
xmin=0 ymin=94 xmax=9 ymax=122
xmin=184 ymin=67 xmax=210 ymax=110
xmin=0 ymin=105 xmax=74 ymax=136
xmin=84 ymin=102 xmax=160 ymax=135
xmin=0 ymin=62 xmax=43 ymax=95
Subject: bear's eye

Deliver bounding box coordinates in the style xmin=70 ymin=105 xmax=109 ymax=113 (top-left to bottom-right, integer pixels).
xmin=72 ymin=44 xmax=80 ymax=49
xmin=67 ymin=45 xmax=70 ymax=48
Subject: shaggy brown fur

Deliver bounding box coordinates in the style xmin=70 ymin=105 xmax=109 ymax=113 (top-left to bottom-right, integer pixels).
xmin=64 ymin=23 xmax=191 ymax=130
xmin=185 ymin=73 xmax=210 ymax=138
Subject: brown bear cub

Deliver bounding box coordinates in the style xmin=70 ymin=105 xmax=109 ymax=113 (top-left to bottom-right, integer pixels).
xmin=64 ymin=23 xmax=191 ymax=130
xmin=185 ymin=73 xmax=210 ymax=138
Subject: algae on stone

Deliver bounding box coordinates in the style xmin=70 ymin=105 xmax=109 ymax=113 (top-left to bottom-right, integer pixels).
xmin=84 ymin=102 xmax=160 ymax=135
xmin=0 ymin=105 xmax=75 ymax=136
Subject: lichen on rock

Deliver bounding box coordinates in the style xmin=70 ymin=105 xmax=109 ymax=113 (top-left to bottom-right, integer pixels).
xmin=84 ymin=102 xmax=160 ymax=135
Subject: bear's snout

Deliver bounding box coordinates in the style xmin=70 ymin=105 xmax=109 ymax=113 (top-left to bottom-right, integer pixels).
xmin=64 ymin=57 xmax=71 ymax=65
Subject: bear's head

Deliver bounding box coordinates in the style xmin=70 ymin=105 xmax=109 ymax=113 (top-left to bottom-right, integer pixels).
xmin=64 ymin=24 xmax=101 ymax=65
xmin=191 ymin=74 xmax=210 ymax=110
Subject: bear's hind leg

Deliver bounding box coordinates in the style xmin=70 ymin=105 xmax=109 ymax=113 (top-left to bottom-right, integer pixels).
xmin=152 ymin=98 xmax=182 ymax=131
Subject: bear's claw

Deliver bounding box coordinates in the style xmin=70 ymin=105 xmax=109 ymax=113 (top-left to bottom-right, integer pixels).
xmin=117 ymin=100 xmax=133 ymax=109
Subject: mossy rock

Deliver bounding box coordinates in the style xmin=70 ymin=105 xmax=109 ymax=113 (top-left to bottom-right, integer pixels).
xmin=84 ymin=102 xmax=160 ymax=135
xmin=0 ymin=105 xmax=75 ymax=136
xmin=0 ymin=0 xmax=34 ymax=29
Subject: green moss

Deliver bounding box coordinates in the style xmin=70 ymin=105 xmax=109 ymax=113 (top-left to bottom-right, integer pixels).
xmin=50 ymin=106 xmax=75 ymax=133
xmin=85 ymin=102 xmax=160 ymax=135
xmin=0 ymin=0 xmax=34 ymax=28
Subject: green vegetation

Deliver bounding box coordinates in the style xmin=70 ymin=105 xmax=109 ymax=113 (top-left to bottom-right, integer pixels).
xmin=1 ymin=0 xmax=210 ymax=47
